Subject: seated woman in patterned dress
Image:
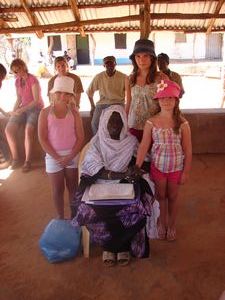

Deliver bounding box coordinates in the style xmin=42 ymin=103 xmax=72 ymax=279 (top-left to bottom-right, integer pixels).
xmin=71 ymin=105 xmax=158 ymax=267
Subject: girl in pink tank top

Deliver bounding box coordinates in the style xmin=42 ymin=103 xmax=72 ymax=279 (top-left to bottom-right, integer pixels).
xmin=38 ymin=76 xmax=84 ymax=219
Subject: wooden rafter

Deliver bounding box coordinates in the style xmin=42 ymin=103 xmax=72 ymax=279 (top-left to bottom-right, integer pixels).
xmin=1 ymin=0 xmax=225 ymax=35
xmin=0 ymin=16 xmax=18 ymax=22
xmin=68 ymin=0 xmax=85 ymax=36
xmin=206 ymin=0 xmax=225 ymax=34
xmin=0 ymin=0 xmax=209 ymax=13
xmin=140 ymin=0 xmax=151 ymax=38
xmin=20 ymin=0 xmax=43 ymax=38
xmin=0 ymin=14 xmax=141 ymax=35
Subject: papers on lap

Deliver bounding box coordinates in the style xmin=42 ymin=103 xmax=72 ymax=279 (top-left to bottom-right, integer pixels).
xmin=89 ymin=183 xmax=134 ymax=200
xmin=81 ymin=183 xmax=137 ymax=205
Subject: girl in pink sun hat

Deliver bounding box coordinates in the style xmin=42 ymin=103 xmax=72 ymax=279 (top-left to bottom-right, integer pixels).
xmin=135 ymin=79 xmax=192 ymax=241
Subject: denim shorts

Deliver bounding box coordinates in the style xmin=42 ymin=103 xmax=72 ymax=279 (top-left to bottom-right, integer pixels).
xmin=45 ymin=150 xmax=79 ymax=173
xmin=8 ymin=107 xmax=41 ymax=126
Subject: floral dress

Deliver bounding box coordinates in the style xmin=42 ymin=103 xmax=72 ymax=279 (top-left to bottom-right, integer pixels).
xmin=128 ymin=83 xmax=157 ymax=130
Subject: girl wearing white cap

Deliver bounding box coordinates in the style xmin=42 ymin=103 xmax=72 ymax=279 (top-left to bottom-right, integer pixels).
xmin=38 ymin=76 xmax=84 ymax=219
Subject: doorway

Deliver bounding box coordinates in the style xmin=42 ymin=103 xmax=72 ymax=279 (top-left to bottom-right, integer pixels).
xmin=76 ymin=35 xmax=90 ymax=64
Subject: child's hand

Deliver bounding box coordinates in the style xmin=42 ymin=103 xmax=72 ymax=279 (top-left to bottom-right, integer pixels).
xmin=179 ymin=172 xmax=189 ymax=185
xmin=57 ymin=155 xmax=73 ymax=167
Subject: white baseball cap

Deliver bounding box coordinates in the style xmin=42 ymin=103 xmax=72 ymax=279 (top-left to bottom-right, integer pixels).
xmin=50 ymin=76 xmax=74 ymax=95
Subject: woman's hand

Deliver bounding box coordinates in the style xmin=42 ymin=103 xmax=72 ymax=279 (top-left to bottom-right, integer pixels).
xmin=10 ymin=109 xmax=22 ymax=116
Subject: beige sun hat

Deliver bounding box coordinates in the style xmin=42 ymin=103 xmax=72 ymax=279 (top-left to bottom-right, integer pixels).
xmin=50 ymin=76 xmax=74 ymax=95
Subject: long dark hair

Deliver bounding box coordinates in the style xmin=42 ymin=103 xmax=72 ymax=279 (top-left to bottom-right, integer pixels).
xmin=151 ymin=99 xmax=183 ymax=134
xmin=129 ymin=55 xmax=158 ymax=87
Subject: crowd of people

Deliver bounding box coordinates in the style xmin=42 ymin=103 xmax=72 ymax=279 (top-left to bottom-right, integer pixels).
xmin=0 ymin=38 xmax=191 ymax=266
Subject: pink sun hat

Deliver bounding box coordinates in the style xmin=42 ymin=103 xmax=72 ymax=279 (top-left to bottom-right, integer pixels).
xmin=154 ymin=79 xmax=181 ymax=100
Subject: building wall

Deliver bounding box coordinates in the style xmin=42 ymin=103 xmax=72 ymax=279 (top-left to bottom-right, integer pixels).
xmin=8 ymin=31 xmax=222 ymax=67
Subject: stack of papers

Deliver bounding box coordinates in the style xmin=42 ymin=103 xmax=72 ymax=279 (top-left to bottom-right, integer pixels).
xmin=81 ymin=183 xmax=138 ymax=206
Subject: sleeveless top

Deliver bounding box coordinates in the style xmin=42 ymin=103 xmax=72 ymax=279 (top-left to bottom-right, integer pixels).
xmin=148 ymin=121 xmax=188 ymax=173
xmin=128 ymin=83 xmax=157 ymax=130
xmin=48 ymin=108 xmax=76 ymax=151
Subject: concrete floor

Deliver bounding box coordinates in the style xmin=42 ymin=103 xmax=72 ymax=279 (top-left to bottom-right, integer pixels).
xmin=0 ymin=154 xmax=225 ymax=300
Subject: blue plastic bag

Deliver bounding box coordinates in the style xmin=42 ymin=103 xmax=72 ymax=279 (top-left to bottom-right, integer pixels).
xmin=39 ymin=219 xmax=81 ymax=263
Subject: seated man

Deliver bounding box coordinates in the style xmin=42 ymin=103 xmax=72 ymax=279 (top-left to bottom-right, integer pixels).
xmin=87 ymin=56 xmax=128 ymax=134
xmin=157 ymin=53 xmax=185 ymax=98
xmin=71 ymin=105 xmax=158 ymax=266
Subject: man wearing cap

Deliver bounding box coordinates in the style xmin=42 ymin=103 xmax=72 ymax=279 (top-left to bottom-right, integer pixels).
xmin=87 ymin=56 xmax=128 ymax=134
xmin=157 ymin=53 xmax=185 ymax=98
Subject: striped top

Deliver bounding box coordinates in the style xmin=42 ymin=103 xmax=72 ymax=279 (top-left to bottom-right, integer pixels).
xmin=148 ymin=121 xmax=188 ymax=173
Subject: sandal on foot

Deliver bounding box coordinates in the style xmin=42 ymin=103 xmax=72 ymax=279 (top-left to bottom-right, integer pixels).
xmin=167 ymin=228 xmax=176 ymax=241
xmin=22 ymin=161 xmax=31 ymax=173
xmin=102 ymin=251 xmax=116 ymax=267
xmin=157 ymin=223 xmax=167 ymax=240
xmin=117 ymin=252 xmax=130 ymax=266
xmin=10 ymin=159 xmax=20 ymax=170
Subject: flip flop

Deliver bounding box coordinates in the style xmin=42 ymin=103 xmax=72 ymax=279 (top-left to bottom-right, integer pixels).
xmin=157 ymin=223 xmax=167 ymax=240
xmin=117 ymin=252 xmax=130 ymax=266
xmin=167 ymin=227 xmax=176 ymax=241
xmin=10 ymin=159 xmax=20 ymax=170
xmin=22 ymin=161 xmax=31 ymax=173
xmin=102 ymin=251 xmax=116 ymax=267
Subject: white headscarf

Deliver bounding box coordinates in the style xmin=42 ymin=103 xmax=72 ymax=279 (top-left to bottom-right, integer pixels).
xmin=82 ymin=105 xmax=138 ymax=176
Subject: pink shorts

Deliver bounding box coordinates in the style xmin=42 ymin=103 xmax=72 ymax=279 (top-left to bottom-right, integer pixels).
xmin=150 ymin=164 xmax=182 ymax=184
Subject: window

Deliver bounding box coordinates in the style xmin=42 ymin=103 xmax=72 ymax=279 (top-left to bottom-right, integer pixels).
xmin=114 ymin=33 xmax=127 ymax=49
xmin=175 ymin=33 xmax=186 ymax=43
xmin=47 ymin=35 xmax=62 ymax=51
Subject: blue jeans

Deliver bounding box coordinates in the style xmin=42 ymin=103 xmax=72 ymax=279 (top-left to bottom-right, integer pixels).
xmin=0 ymin=134 xmax=10 ymax=160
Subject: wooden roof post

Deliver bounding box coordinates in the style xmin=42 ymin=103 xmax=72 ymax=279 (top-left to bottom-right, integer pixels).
xmin=20 ymin=0 xmax=43 ymax=38
xmin=68 ymin=0 xmax=85 ymax=37
xmin=140 ymin=0 xmax=150 ymax=39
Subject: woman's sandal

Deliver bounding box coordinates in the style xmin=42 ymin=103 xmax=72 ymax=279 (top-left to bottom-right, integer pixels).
xmin=102 ymin=251 xmax=116 ymax=267
xmin=22 ymin=161 xmax=31 ymax=173
xmin=167 ymin=227 xmax=176 ymax=241
xmin=117 ymin=252 xmax=130 ymax=266
xmin=157 ymin=223 xmax=167 ymax=240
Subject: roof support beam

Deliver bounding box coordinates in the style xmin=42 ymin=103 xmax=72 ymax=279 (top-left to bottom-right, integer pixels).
xmin=0 ymin=0 xmax=209 ymax=13
xmin=140 ymin=0 xmax=151 ymax=38
xmin=0 ymin=14 xmax=141 ymax=35
xmin=68 ymin=0 xmax=85 ymax=36
xmin=206 ymin=0 xmax=225 ymax=34
xmin=20 ymin=0 xmax=43 ymax=38
xmin=0 ymin=16 xmax=18 ymax=22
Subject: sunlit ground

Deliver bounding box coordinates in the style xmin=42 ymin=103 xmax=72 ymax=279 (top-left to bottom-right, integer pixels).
xmin=0 ymin=64 xmax=224 ymax=113
xmin=0 ymin=168 xmax=14 ymax=185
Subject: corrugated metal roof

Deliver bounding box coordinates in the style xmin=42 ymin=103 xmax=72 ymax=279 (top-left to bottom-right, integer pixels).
xmin=1 ymin=1 xmax=225 ymax=35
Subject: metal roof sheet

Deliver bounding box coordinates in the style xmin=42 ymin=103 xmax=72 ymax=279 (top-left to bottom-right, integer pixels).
xmin=1 ymin=1 xmax=225 ymax=35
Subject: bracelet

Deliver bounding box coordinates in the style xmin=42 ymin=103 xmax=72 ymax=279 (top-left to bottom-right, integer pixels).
xmin=108 ymin=171 xmax=112 ymax=180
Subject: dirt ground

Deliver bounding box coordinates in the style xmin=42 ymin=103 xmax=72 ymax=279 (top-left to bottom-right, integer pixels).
xmin=0 ymin=154 xmax=225 ymax=300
